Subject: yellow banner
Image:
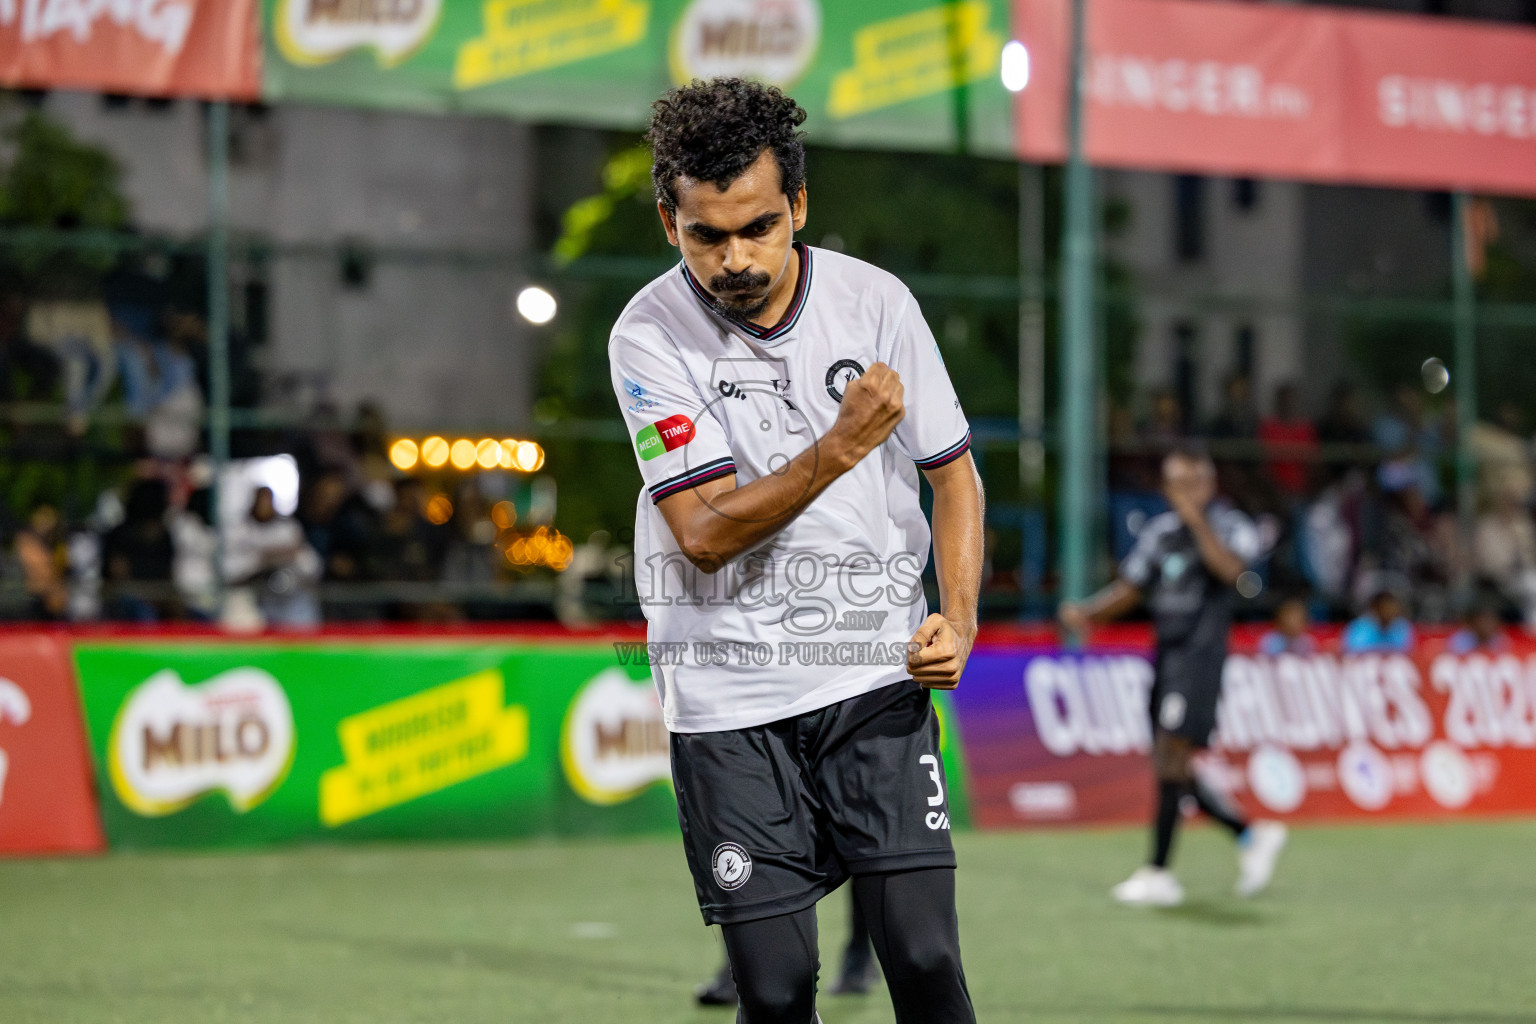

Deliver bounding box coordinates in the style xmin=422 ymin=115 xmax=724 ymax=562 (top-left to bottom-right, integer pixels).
xmin=454 ymin=0 xmax=650 ymax=90
xmin=319 ymin=669 xmax=528 ymax=827
xmin=828 ymin=2 xmax=1001 ymax=120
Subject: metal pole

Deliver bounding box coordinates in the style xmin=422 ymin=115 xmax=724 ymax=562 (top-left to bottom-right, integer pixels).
xmin=207 ymin=100 xmax=232 ymax=601
xmin=1058 ymin=0 xmax=1096 ymax=602
xmin=1451 ymin=191 xmax=1477 ymax=581
xmin=1018 ymin=162 xmax=1045 ymax=497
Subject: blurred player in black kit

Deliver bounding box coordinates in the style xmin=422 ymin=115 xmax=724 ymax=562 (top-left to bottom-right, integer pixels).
xmin=1059 ymin=444 xmax=1287 ymax=906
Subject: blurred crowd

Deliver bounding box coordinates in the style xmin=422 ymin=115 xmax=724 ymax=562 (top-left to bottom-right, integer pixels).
xmin=8 ymin=302 xmax=1536 ymax=631
xmin=3 ymin=357 xmax=616 ymax=629
xmin=1110 ymin=374 xmax=1536 ymax=629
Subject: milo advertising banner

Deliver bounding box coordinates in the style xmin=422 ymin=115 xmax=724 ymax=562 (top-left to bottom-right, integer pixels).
xmin=262 ymin=0 xmax=1015 ymax=155
xmin=954 ymin=629 xmax=1536 ymax=829
xmin=73 ymin=639 xmax=968 ymax=848
xmin=72 ymin=642 xmax=679 ymax=848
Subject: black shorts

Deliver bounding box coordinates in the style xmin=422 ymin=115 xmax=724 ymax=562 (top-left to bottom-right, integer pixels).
xmin=1150 ymin=645 xmax=1227 ymax=747
xmin=671 ymin=680 xmax=957 ymax=926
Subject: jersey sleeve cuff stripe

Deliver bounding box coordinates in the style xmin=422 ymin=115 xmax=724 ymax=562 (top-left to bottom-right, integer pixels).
xmin=649 ymin=458 xmax=736 ymax=503
xmin=914 ymin=431 xmax=971 ymax=470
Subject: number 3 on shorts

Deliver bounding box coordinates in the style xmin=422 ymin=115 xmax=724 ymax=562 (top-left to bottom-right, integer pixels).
xmin=920 ymin=754 xmax=950 ymax=830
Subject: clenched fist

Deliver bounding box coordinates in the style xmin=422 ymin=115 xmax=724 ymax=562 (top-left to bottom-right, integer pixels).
xmin=830 ymin=362 xmax=904 ymax=465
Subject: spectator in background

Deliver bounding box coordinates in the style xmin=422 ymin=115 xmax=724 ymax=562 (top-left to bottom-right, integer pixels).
xmin=1317 ymin=381 xmax=1371 ymax=446
xmin=1206 ymin=374 xmax=1258 ymax=440
xmin=14 ymin=503 xmax=68 ymax=620
xmin=300 ymin=470 xmax=377 ymax=584
xmin=1143 ymin=389 xmax=1185 ymax=450
xmin=1260 ymin=594 xmax=1316 ymax=656
xmin=350 ymin=400 xmax=398 ymax=509
xmin=1469 ymin=402 xmax=1534 ymax=510
xmin=1449 ymin=590 xmax=1512 ymax=655
xmin=0 ymin=291 xmax=57 ymax=404
xmin=1342 ymin=586 xmax=1415 ymax=654
xmin=375 ymin=478 xmax=451 ymax=583
xmin=1258 ymin=382 xmax=1318 ymax=501
xmin=1362 ymin=473 xmax=1457 ymax=621
xmin=1472 ymin=469 xmax=1536 ymax=626
xmin=224 ymin=486 xmax=322 ymax=630
xmin=102 ymin=478 xmax=175 ymax=621
xmin=170 ymin=488 xmax=218 ymax=621
xmin=372 ymin=478 xmax=455 ymax=622
xmin=1302 ymin=468 xmax=1367 ymax=610
xmin=1373 ymin=382 xmax=1443 ymax=505
xmin=26 ymin=297 xmax=114 ymax=435
xmin=118 ymin=311 xmax=204 ymax=461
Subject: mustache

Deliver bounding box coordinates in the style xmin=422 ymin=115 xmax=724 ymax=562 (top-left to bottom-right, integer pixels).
xmin=709 ymin=268 xmax=771 ymax=295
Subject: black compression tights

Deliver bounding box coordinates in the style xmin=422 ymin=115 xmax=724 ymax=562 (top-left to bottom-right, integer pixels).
xmin=721 ymin=868 xmax=976 ymax=1024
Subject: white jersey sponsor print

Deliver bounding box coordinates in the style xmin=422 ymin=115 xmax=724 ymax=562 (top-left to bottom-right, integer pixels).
xmin=610 ymin=244 xmax=971 ymax=733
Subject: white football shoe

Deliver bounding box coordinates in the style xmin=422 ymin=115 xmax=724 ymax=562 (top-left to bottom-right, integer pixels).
xmin=1112 ymin=866 xmax=1185 ymax=907
xmin=1236 ymin=821 xmax=1288 ymax=897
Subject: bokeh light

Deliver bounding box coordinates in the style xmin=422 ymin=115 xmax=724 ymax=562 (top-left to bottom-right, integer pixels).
xmin=516 ymin=285 xmax=558 ymax=325
xmin=1422 ymin=357 xmax=1450 ymax=394
xmin=421 ymin=436 xmax=450 ymax=468
xmin=425 ymin=494 xmax=453 ymax=525
xmin=1235 ymin=570 xmax=1264 ymax=599
xmin=501 ymin=525 xmax=573 ymax=571
xmin=1001 ymin=40 xmax=1031 ymax=93
xmin=476 ymin=438 xmax=502 ymax=469
xmin=388 ymin=438 xmax=419 ymax=471
xmin=491 ymin=500 xmax=517 ymax=530
xmin=450 ymin=438 xmax=477 ymax=470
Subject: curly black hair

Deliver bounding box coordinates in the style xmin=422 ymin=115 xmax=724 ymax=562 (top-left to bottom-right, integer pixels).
xmin=645 ymin=78 xmax=808 ymax=216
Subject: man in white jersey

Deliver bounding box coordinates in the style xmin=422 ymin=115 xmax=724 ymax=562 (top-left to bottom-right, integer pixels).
xmin=610 ymin=79 xmax=984 ymax=1023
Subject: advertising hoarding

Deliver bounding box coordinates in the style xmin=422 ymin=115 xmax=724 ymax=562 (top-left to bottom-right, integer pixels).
xmin=954 ymin=629 xmax=1536 ymax=828
xmin=0 ymin=634 xmax=104 ymax=856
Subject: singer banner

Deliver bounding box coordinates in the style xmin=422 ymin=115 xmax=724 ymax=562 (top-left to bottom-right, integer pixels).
xmin=954 ymin=626 xmax=1536 ymax=829
xmin=0 ymin=0 xmax=260 ymax=99
xmin=1014 ymin=0 xmax=1536 ymax=197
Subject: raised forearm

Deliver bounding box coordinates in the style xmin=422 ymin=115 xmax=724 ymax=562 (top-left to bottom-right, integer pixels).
xmin=661 ymin=433 xmax=859 ymax=571
xmin=659 ymin=362 xmax=907 ymax=573
xmin=1187 ymin=517 xmax=1245 ymax=585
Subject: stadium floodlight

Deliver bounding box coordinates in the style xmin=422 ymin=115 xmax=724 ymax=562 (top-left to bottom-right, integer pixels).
xmin=1001 ymin=40 xmax=1031 ymax=93
xmin=517 ymin=285 xmax=558 ymax=325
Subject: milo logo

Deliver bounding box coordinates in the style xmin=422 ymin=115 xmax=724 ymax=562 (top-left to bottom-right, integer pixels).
xmin=561 ymin=669 xmax=670 ymax=805
xmin=275 ymin=0 xmax=443 ymax=67
xmin=108 ymin=668 xmax=295 ymax=816
xmin=635 ymin=414 xmax=695 ymax=461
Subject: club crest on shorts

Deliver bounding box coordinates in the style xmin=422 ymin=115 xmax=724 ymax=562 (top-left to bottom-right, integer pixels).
xmin=711 ymin=842 xmax=753 ymax=890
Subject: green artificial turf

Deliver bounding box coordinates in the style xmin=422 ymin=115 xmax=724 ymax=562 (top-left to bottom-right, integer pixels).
xmin=1 ymin=820 xmax=1533 ymax=1023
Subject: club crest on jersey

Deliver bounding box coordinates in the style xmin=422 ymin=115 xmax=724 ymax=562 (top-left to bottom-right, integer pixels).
xmin=824 ymin=359 xmax=865 ymax=403
xmin=711 ymin=842 xmax=753 ymax=890
xmin=635 ymin=414 xmax=695 ymax=461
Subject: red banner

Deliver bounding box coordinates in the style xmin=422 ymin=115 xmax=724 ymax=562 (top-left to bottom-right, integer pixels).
xmin=0 ymin=635 xmax=105 ymax=855
xmin=1014 ymin=0 xmax=1536 ymax=196
xmin=0 ymin=0 xmax=260 ymax=100
xmin=954 ymin=626 xmax=1536 ymax=828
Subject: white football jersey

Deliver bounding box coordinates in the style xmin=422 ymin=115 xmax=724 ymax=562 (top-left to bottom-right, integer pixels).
xmin=609 ymin=244 xmax=971 ymax=733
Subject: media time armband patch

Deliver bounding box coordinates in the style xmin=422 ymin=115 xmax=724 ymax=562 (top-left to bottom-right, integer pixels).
xmin=635 ymin=414 xmax=695 ymax=461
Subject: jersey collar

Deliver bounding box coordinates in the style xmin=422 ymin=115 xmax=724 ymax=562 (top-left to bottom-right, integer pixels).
xmin=681 ymin=242 xmax=812 ymax=343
